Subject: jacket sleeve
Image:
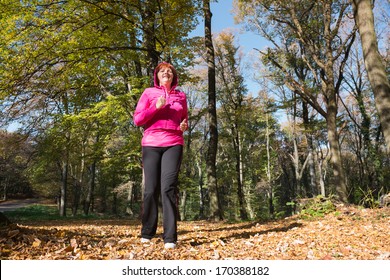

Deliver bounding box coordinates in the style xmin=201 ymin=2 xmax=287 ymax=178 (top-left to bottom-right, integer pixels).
xmin=133 ymin=90 xmax=159 ymax=127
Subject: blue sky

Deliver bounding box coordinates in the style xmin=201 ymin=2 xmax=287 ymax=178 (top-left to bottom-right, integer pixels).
xmin=210 ymin=0 xmax=268 ymax=51
xmin=190 ymin=0 xmax=270 ymax=96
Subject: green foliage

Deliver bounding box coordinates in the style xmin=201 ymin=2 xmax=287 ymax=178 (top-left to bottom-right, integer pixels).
xmin=356 ymin=187 xmax=381 ymax=209
xmin=0 ymin=131 xmax=34 ymax=199
xmin=295 ymin=195 xmax=337 ymax=220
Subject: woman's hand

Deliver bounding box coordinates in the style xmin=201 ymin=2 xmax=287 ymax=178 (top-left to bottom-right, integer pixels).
xmin=156 ymin=96 xmax=166 ymax=109
xmin=180 ymin=119 xmax=188 ymax=132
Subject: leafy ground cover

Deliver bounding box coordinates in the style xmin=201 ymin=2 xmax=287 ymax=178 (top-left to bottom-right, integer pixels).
xmin=1 ymin=203 xmax=389 ymax=260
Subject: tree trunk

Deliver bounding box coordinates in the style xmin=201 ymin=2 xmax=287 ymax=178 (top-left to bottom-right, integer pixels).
xmin=352 ymin=0 xmax=390 ymax=153
xmin=234 ymin=129 xmax=248 ymax=220
xmin=322 ymin=2 xmax=349 ymax=203
xmin=302 ymin=100 xmax=317 ymax=196
xmin=326 ymin=87 xmax=348 ymax=203
xmin=112 ymin=192 xmax=117 ymax=215
xmin=265 ymin=112 xmax=274 ymax=217
xmin=289 ymin=98 xmax=310 ymax=198
xmin=142 ymin=0 xmax=159 ymax=82
xmin=60 ymin=160 xmax=68 ymax=217
xmin=197 ymin=160 xmax=205 ymax=219
xmin=84 ymin=161 xmax=96 ymax=215
xmin=316 ymin=148 xmax=328 ymax=197
xmin=72 ymin=178 xmax=81 ymax=216
xmin=180 ymin=190 xmax=187 ymax=221
xmin=2 ymin=177 xmax=9 ymax=201
xmin=204 ymin=0 xmax=222 ymax=221
xmin=306 ymin=139 xmax=316 ymax=196
xmin=126 ymin=181 xmax=134 ymax=216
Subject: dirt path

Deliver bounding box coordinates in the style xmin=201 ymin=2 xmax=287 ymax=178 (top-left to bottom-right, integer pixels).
xmin=0 ymin=198 xmax=45 ymax=212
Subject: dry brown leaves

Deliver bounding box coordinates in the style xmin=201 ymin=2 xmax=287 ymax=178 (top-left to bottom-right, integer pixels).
xmin=1 ymin=206 xmax=389 ymax=260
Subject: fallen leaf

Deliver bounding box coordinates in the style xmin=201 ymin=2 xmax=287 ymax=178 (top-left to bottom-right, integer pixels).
xmin=32 ymin=238 xmax=41 ymax=247
xmin=1 ymin=205 xmax=388 ymax=260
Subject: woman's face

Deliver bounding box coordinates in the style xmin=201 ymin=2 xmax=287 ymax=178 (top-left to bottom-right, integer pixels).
xmin=157 ymin=66 xmax=174 ymax=86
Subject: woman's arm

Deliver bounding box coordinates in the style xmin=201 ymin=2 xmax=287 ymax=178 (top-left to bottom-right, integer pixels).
xmin=133 ymin=90 xmax=160 ymax=127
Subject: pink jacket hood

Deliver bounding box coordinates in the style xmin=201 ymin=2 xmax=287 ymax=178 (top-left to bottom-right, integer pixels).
xmin=153 ymin=62 xmax=178 ymax=90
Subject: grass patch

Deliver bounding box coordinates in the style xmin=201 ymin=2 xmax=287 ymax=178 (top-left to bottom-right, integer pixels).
xmin=294 ymin=195 xmax=337 ymax=220
xmin=3 ymin=204 xmax=113 ymax=223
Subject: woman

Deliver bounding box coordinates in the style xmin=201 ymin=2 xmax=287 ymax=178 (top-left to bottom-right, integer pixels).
xmin=133 ymin=62 xmax=188 ymax=249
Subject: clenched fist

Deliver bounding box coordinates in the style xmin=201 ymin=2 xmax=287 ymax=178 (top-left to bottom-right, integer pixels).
xmin=180 ymin=119 xmax=188 ymax=132
xmin=156 ymin=96 xmax=166 ymax=109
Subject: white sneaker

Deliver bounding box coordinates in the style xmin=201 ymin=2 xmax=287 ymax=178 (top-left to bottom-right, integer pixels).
xmin=141 ymin=238 xmax=151 ymax=243
xmin=164 ymin=243 xmax=176 ymax=249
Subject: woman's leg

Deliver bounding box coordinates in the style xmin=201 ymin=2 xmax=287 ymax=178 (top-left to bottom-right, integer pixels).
xmin=160 ymin=145 xmax=183 ymax=243
xmin=141 ymin=146 xmax=162 ymax=239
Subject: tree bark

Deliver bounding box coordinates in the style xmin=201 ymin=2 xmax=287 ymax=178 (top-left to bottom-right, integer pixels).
xmin=265 ymin=112 xmax=274 ymax=216
xmin=60 ymin=160 xmax=68 ymax=217
xmin=2 ymin=178 xmax=9 ymax=201
xmin=126 ymin=181 xmax=134 ymax=216
xmin=351 ymin=0 xmax=390 ymax=153
xmin=142 ymin=0 xmax=160 ymax=82
xmin=234 ymin=129 xmax=248 ymax=220
xmin=204 ymin=0 xmax=222 ymax=221
xmin=59 ymin=94 xmax=70 ymax=217
xmin=180 ymin=190 xmax=187 ymax=221
xmin=72 ymin=178 xmax=81 ymax=216
xmin=197 ymin=160 xmax=205 ymax=219
xmin=322 ymin=1 xmax=349 ymax=203
xmin=302 ymin=101 xmax=317 ymax=196
xmin=326 ymin=91 xmax=348 ymax=203
xmin=84 ymin=161 xmax=96 ymax=215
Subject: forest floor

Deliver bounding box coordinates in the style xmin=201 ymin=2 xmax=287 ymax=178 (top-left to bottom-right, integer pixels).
xmin=1 ymin=203 xmax=389 ymax=260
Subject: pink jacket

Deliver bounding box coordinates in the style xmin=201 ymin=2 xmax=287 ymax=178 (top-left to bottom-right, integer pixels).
xmin=133 ymin=68 xmax=188 ymax=147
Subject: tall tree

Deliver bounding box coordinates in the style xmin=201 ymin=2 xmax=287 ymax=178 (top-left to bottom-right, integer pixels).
xmin=235 ymin=0 xmax=357 ymax=202
xmin=204 ymin=0 xmax=222 ymax=220
xmin=214 ymin=31 xmax=248 ymax=220
xmin=351 ymin=0 xmax=390 ymax=153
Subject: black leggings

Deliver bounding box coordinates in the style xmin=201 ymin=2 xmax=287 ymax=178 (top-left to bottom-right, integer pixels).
xmin=141 ymin=145 xmax=183 ymax=243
